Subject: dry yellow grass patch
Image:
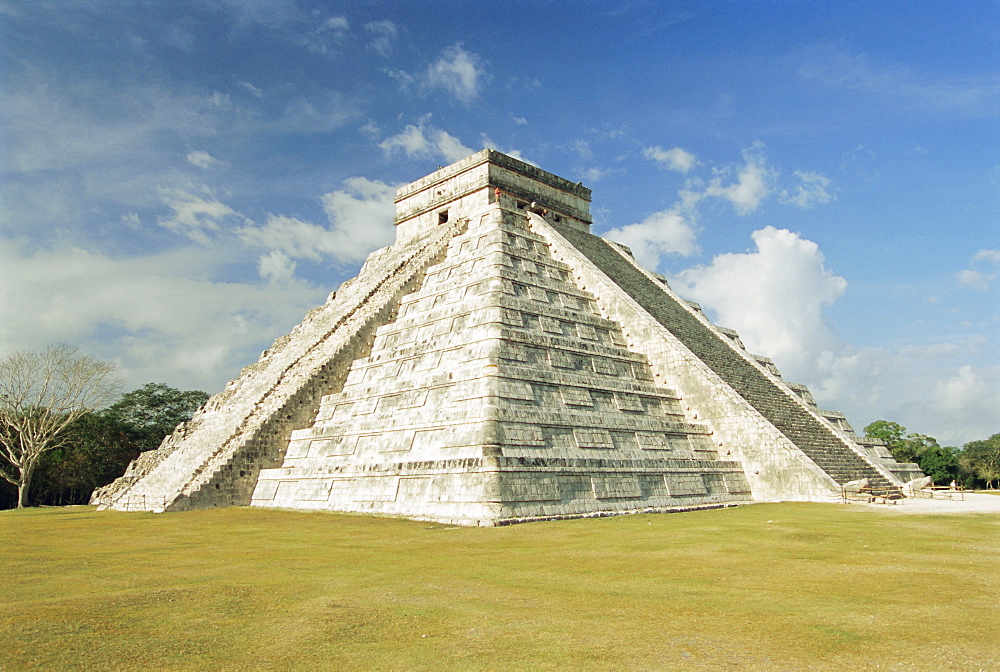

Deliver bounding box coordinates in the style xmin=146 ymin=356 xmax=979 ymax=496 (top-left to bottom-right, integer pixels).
xmin=3 ymin=503 xmax=998 ymax=671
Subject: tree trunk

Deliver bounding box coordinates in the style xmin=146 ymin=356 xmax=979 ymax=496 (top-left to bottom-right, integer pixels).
xmin=17 ymin=463 xmax=34 ymax=509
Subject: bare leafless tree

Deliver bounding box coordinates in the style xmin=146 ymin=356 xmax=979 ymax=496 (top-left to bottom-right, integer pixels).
xmin=0 ymin=345 xmax=123 ymax=508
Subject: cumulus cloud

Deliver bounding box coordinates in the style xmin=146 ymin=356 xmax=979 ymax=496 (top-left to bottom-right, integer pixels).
xmin=258 ymin=249 xmax=297 ymax=285
xmin=701 ymin=143 xmax=775 ymax=215
xmin=378 ymin=120 xmax=474 ymax=164
xmin=914 ymin=364 xmax=1000 ymax=444
xmin=239 ymin=176 xmax=396 ymax=269
xmin=957 ymin=269 xmax=991 ymax=291
xmin=643 ymin=145 xmax=697 ymax=173
xmin=779 ymin=171 xmax=835 ymax=208
xmin=605 ymin=208 xmax=699 ymax=268
xmin=971 ymin=249 xmax=1000 ymax=264
xmin=425 ymin=44 xmax=485 ymax=104
xmin=802 ymin=344 xmax=1000 ymax=446
xmin=673 ymin=226 xmax=847 ymax=377
xmin=320 ymin=177 xmax=398 ymax=258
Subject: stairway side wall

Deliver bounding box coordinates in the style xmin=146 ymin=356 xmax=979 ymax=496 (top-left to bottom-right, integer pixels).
xmin=585 ymin=235 xmax=902 ymax=489
xmin=93 ymin=223 xmax=458 ymax=512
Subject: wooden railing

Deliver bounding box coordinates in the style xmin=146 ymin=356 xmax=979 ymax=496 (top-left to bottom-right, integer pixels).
xmin=841 ymin=484 xmax=904 ymax=504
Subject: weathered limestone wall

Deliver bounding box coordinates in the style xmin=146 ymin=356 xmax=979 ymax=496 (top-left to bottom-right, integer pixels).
xmin=394 ymin=149 xmax=591 ymax=241
xmin=252 ymin=203 xmax=751 ymax=525
xmin=94 ymin=149 xmax=915 ymax=523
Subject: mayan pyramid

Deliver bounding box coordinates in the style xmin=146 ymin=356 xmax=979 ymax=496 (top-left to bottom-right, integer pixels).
xmin=92 ymin=150 xmax=923 ymax=525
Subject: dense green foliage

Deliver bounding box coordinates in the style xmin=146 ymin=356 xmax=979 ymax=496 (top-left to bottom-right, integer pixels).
xmin=961 ymin=434 xmax=1000 ymax=489
xmin=864 ymin=421 xmax=997 ymax=488
xmin=0 ymin=383 xmax=207 ymax=509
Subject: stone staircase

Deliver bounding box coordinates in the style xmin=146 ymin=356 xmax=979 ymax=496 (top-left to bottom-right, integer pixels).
xmin=554 ymin=224 xmax=896 ymax=490
xmin=93 ymin=219 xmax=462 ymax=512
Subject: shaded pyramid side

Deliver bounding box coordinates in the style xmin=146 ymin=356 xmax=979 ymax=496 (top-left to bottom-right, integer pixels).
xmin=91 ymin=220 xmax=461 ymax=512
xmin=536 ymin=214 xmax=910 ymax=499
xmin=251 ymin=203 xmax=752 ymax=525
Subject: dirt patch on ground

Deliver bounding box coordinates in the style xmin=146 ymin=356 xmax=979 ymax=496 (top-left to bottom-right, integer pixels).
xmin=858 ymin=493 xmax=1000 ymax=514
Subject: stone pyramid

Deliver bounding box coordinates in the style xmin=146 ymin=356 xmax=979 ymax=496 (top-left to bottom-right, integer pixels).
xmin=93 ymin=150 xmax=923 ymax=525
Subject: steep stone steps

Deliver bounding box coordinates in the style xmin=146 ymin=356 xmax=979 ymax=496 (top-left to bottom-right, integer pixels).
xmin=554 ymin=225 xmax=894 ymax=489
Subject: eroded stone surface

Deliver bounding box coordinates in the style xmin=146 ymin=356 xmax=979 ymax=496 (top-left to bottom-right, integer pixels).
xmin=93 ymin=149 xmax=921 ymax=524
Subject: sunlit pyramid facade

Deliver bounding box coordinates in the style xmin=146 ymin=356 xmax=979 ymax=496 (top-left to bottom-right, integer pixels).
xmin=93 ymin=150 xmax=923 ymax=525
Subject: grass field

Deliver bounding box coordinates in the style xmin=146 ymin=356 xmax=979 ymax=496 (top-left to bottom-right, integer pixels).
xmin=3 ymin=503 xmax=998 ymax=671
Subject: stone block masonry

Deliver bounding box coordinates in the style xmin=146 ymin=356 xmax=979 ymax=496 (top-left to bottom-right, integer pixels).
xmin=92 ymin=218 xmax=463 ymax=512
xmin=95 ymin=149 xmax=921 ymax=522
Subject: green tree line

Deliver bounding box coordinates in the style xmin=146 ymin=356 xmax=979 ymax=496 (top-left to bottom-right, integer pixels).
xmin=863 ymin=420 xmax=1000 ymax=488
xmin=0 ymin=383 xmax=207 ymax=509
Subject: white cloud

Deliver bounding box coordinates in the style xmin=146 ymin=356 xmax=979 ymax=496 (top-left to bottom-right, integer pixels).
xmin=479 ymin=135 xmax=531 ymax=164
xmin=273 ymin=94 xmax=357 ymax=133
xmin=643 ymin=146 xmax=697 ymax=173
xmin=579 ymin=167 xmax=610 ymax=182
xmin=616 ymin=143 xmax=834 ymax=272
xmin=157 ymin=187 xmax=242 ymax=245
xmin=1 ymin=75 xmax=225 ymax=174
xmin=971 ymin=249 xmax=1000 ymax=264
xmin=240 ymin=215 xmax=337 ymax=262
xmin=779 ymin=171 xmax=835 ymax=209
xmin=239 ymin=177 xmax=397 ymax=267
xmin=186 ymin=150 xmax=221 ymax=169
xmin=320 ymin=177 xmax=398 ymax=259
xmin=701 ymin=144 xmax=775 ymax=215
xmin=364 ymin=20 xmax=399 ymax=56
xmin=956 ymin=268 xmax=992 ymax=291
xmin=425 ymin=44 xmax=485 ymax=104
xmin=238 ymin=81 xmax=263 ymax=98
xmin=571 ymin=140 xmax=593 ymax=160
xmin=673 ymin=226 xmax=847 ymax=377
xmin=324 ymin=16 xmax=349 ymax=31
xmin=258 ymin=249 xmax=297 ymax=285
xmin=378 ymin=121 xmax=474 ymax=164
xmin=0 ymin=239 xmax=324 ymax=392
xmin=605 ymin=208 xmax=700 ymax=268
xmin=956 ymin=249 xmax=999 ymax=290
xmin=933 ymin=365 xmax=1000 ymax=424
xmin=804 ymin=346 xmax=1000 ymax=446
xmin=303 ymin=15 xmax=350 ymax=54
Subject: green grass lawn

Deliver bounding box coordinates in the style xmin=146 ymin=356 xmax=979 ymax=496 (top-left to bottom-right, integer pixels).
xmin=3 ymin=503 xmax=998 ymax=671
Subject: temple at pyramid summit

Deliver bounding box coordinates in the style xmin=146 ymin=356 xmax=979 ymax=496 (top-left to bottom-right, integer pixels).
xmin=92 ymin=150 xmax=924 ymax=524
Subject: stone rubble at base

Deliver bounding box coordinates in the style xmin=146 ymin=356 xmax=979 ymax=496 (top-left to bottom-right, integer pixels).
xmin=91 ymin=150 xmax=924 ymax=525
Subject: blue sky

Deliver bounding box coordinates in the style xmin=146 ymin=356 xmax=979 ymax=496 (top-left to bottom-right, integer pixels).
xmin=1 ymin=0 xmax=997 ymax=445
